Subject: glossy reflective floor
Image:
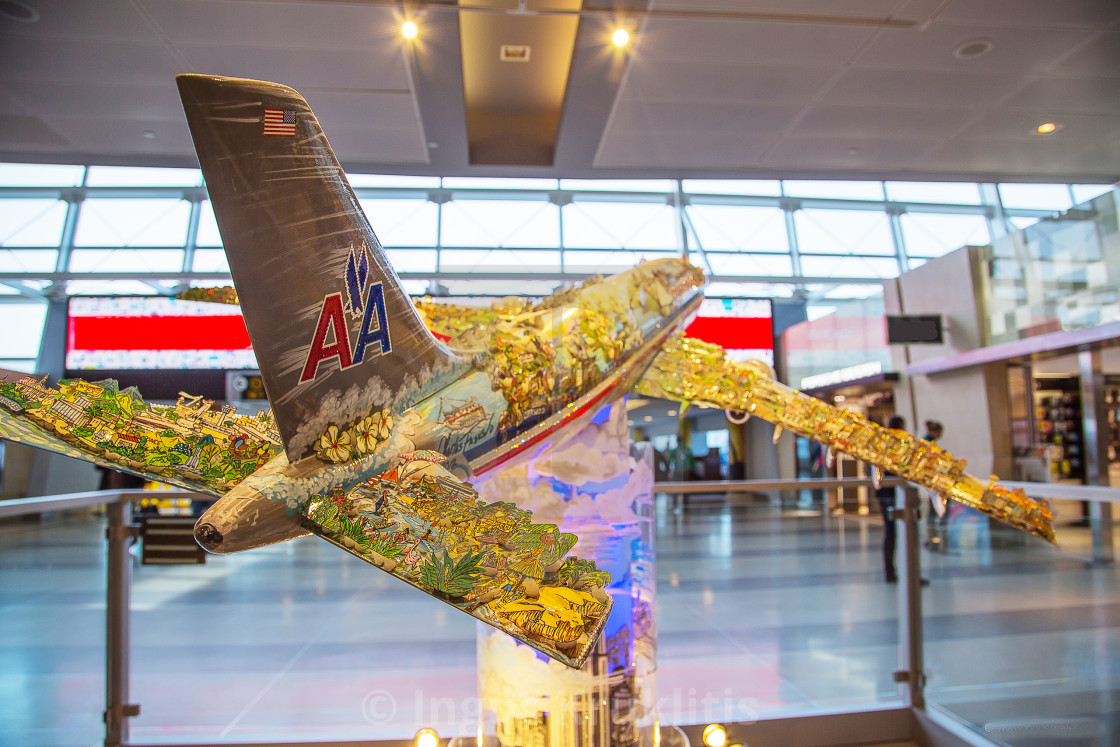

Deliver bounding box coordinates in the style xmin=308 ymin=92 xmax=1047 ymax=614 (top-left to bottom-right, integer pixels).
xmin=2 ymin=498 xmax=1117 ymax=747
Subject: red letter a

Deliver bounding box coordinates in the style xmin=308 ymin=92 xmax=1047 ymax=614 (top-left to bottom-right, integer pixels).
xmin=299 ymin=293 xmax=353 ymax=383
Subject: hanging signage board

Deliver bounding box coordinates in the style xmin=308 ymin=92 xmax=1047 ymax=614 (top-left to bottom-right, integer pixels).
xmin=886 ymin=314 xmax=943 ymax=344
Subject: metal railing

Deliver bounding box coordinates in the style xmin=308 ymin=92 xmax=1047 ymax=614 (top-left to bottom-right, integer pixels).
xmin=0 ymin=488 xmax=197 ymax=747
xmin=3 ymin=479 xmax=1115 ymax=747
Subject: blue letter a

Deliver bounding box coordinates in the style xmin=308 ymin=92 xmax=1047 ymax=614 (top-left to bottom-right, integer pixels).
xmin=352 ymin=282 xmax=392 ymax=364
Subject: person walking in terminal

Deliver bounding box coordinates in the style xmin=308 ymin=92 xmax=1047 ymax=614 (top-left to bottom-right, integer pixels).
xmin=875 ymin=415 xmax=908 ymax=583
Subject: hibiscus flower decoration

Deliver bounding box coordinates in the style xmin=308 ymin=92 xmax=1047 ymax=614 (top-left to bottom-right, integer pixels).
xmin=317 ymin=424 xmax=353 ymax=463
xmin=353 ymin=415 xmax=380 ymax=454
xmin=377 ymin=409 xmax=394 ymax=439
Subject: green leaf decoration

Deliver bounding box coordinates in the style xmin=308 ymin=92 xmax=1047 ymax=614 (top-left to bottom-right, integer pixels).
xmin=366 ymin=533 xmax=404 ymax=558
xmin=340 ymin=519 xmax=367 ymax=545
xmin=420 ymin=549 xmax=485 ymax=597
xmin=309 ymin=500 xmax=340 ymax=528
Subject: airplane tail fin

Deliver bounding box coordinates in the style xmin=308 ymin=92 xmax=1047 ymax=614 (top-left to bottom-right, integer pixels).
xmin=177 ymin=74 xmax=465 ymax=463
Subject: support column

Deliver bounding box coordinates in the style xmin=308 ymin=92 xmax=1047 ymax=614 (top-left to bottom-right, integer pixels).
xmin=34 ymin=295 xmax=68 ymax=382
xmin=1079 ymin=348 xmax=1114 ymax=564
xmin=727 ymin=414 xmax=746 ymax=480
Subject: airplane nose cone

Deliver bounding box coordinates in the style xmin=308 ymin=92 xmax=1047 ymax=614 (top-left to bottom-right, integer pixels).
xmin=194 ymin=521 xmax=224 ymax=551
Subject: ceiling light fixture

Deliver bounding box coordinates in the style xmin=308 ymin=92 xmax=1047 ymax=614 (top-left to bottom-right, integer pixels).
xmin=611 ymin=28 xmax=630 ymax=48
xmin=952 ymin=37 xmax=993 ymax=59
xmin=401 ymin=20 xmax=419 ymax=40
xmin=414 ymin=729 xmax=439 ymax=747
xmin=1035 ymin=122 xmax=1061 ymax=135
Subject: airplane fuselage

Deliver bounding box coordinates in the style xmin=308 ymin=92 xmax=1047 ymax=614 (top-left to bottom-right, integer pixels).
xmin=195 ymin=258 xmax=704 ymax=552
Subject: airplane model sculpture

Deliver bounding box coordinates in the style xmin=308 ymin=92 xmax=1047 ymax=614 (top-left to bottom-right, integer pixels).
xmin=0 ymin=75 xmax=1055 ymax=669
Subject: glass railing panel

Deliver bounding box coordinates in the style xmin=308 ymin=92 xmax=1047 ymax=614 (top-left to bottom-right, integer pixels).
xmin=921 ymin=490 xmax=1120 ymax=745
xmin=656 ymin=499 xmax=905 ymax=726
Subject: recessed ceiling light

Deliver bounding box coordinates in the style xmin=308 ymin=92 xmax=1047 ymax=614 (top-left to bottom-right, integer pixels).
xmin=611 ymin=28 xmax=630 ymax=48
xmin=1034 ymin=122 xmax=1061 ymax=135
xmin=142 ymin=130 xmax=157 ymax=140
xmin=499 ymin=45 xmax=531 ymax=63
xmin=401 ymin=20 xmax=418 ymax=40
xmin=0 ymin=1 xmax=38 ymax=22
xmin=953 ymin=38 xmax=993 ymax=59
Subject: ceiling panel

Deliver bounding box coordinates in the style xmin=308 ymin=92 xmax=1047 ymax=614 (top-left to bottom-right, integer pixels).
xmin=3 ymin=80 xmax=182 ymax=128
xmin=303 ymin=90 xmax=424 ymax=132
xmin=595 ymin=128 xmax=779 ymax=170
xmin=650 ymin=0 xmax=908 ymax=15
xmin=141 ymin=0 xmax=400 ymax=49
xmin=762 ymin=135 xmax=933 ymax=171
xmin=822 ymin=68 xmax=1018 ymax=108
xmin=957 ymin=110 xmax=1120 ymax=144
xmin=792 ymin=104 xmax=974 ymax=139
xmin=47 ymin=115 xmax=194 ymax=154
xmin=174 ymin=44 xmax=411 ymax=92
xmin=592 ymin=128 xmax=663 ymax=168
xmin=1 ymin=37 xmax=180 ymax=85
xmin=320 ymin=124 xmax=430 ymax=166
xmin=915 ymin=137 xmax=1095 ymax=177
xmin=607 ymin=99 xmax=802 ymax=135
xmin=0 ymin=86 xmax=30 ymax=116
xmin=1056 ymin=135 xmax=1120 ymax=175
xmin=625 ymin=61 xmax=835 ymax=103
xmin=634 ymin=18 xmax=877 ymax=64
xmin=651 ymin=132 xmax=777 ymax=169
xmin=853 ymin=23 xmax=1096 ymax=74
xmin=1003 ymin=77 xmax=1120 ymax=116
xmin=1049 ymin=32 xmax=1120 ymax=78
xmin=0 ymin=114 xmax=70 ymax=149
xmin=934 ymin=0 xmax=1120 ymax=28
xmin=0 ymin=0 xmax=153 ymax=40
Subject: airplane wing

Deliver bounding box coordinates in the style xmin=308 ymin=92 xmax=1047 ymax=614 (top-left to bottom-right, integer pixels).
xmin=0 ymin=375 xmax=282 ymax=498
xmin=298 ymin=449 xmax=612 ymax=669
xmin=0 ymin=372 xmax=613 ymax=667
xmin=634 ymin=333 xmax=1056 ymax=544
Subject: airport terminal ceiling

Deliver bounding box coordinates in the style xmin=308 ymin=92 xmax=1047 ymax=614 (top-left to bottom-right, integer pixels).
xmin=1 ymin=0 xmax=1118 ymax=369
xmin=0 ymin=0 xmax=1118 ymax=182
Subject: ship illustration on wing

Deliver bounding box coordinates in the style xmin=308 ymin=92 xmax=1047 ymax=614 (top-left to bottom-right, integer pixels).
xmin=0 ymin=75 xmax=1055 ymax=669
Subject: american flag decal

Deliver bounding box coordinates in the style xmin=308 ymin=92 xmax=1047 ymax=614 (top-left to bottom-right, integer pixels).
xmin=263 ymin=108 xmax=296 ymax=137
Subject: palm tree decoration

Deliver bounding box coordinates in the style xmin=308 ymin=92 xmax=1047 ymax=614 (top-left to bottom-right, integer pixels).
xmin=506 ymin=525 xmax=577 ymax=579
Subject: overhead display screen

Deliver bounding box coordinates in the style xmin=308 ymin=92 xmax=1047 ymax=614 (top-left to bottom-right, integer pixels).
xmin=684 ymin=298 xmax=774 ymax=365
xmin=66 ymin=296 xmax=255 ymax=370
xmin=66 ymin=294 xmax=775 ymax=371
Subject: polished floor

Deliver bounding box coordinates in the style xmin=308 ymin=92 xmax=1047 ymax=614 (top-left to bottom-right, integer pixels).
xmin=2 ymin=497 xmax=1118 ymax=747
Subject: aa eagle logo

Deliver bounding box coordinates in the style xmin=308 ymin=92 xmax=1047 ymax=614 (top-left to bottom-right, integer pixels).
xmin=299 ymin=244 xmax=391 ymax=384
